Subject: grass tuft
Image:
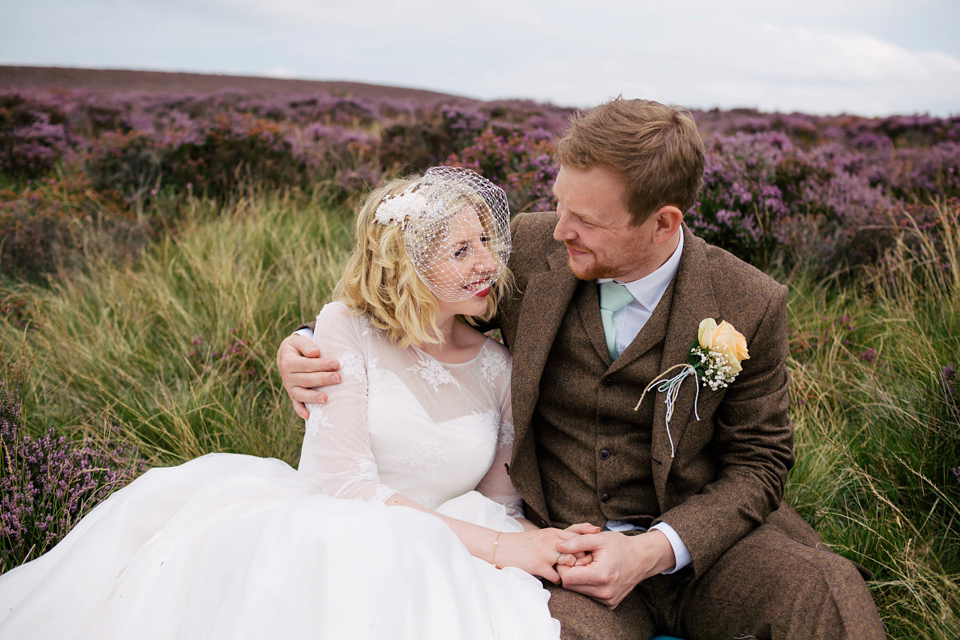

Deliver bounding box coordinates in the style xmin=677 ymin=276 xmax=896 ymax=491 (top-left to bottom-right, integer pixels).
xmin=786 ymin=200 xmax=960 ymax=638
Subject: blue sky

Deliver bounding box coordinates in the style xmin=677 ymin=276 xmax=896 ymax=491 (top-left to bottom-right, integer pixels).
xmin=3 ymin=0 xmax=959 ymax=116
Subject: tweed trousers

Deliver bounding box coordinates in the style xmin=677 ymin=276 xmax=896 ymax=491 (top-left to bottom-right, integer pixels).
xmin=542 ymin=505 xmax=885 ymax=639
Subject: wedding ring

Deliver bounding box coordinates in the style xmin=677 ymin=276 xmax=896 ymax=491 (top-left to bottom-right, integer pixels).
xmin=556 ymin=551 xmax=562 ymax=559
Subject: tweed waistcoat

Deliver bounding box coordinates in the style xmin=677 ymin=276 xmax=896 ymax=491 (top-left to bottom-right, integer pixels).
xmin=534 ymin=278 xmax=676 ymax=529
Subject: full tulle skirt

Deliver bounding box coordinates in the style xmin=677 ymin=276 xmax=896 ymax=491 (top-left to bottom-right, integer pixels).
xmin=0 ymin=453 xmax=559 ymax=639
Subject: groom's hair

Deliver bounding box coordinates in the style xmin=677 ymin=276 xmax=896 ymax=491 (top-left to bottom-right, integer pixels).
xmin=555 ymin=97 xmax=705 ymax=226
xmin=334 ymin=174 xmax=510 ymax=348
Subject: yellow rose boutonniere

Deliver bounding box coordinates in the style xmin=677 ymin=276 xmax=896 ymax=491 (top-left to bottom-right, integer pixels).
xmin=634 ymin=318 xmax=749 ymax=458
xmin=690 ymin=318 xmax=750 ymax=390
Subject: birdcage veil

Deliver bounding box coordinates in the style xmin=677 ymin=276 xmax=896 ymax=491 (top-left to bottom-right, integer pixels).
xmin=373 ymin=166 xmax=511 ymax=302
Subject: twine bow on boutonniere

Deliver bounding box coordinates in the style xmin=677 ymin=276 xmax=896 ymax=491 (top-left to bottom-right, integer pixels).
xmin=634 ymin=318 xmax=750 ymax=458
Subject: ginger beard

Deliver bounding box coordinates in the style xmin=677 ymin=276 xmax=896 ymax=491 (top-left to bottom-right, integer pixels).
xmin=552 ymin=165 xmax=664 ymax=283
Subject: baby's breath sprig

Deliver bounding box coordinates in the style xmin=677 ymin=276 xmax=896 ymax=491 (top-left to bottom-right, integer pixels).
xmin=688 ymin=343 xmax=738 ymax=391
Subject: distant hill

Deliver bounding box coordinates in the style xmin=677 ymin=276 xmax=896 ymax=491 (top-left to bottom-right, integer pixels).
xmin=0 ymin=66 xmax=478 ymax=105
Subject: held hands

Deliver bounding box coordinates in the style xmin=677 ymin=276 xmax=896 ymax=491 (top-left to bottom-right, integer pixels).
xmin=495 ymin=527 xmax=596 ymax=585
xmin=554 ymin=529 xmax=676 ymax=609
xmin=276 ymin=334 xmax=342 ymax=419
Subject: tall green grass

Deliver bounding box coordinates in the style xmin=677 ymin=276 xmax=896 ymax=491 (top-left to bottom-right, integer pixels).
xmin=786 ymin=202 xmax=960 ymax=638
xmin=2 ymin=193 xmax=958 ymax=637
xmin=3 ymin=190 xmax=352 ymax=465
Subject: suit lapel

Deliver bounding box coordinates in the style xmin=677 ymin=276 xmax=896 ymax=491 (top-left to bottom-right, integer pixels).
xmin=512 ymin=246 xmax=579 ymax=417
xmin=573 ymin=280 xmax=613 ymax=364
xmin=510 ymin=244 xmax=579 ymax=522
xmin=649 ymin=227 xmax=720 ymax=501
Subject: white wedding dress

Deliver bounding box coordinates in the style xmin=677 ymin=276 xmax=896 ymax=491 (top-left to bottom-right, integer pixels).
xmin=0 ymin=302 xmax=561 ymax=640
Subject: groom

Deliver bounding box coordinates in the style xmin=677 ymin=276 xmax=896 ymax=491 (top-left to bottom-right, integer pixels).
xmin=277 ymin=98 xmax=884 ymax=639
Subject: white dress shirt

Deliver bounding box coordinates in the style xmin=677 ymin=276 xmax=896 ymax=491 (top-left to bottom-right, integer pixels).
xmin=599 ymin=231 xmax=692 ymax=574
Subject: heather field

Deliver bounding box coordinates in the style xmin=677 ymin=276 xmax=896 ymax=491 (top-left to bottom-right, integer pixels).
xmin=1 ymin=71 xmax=959 ymax=638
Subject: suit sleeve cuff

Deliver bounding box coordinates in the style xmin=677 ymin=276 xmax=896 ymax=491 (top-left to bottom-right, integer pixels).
xmin=650 ymin=522 xmax=691 ymax=574
xmin=294 ymin=327 xmax=315 ymax=339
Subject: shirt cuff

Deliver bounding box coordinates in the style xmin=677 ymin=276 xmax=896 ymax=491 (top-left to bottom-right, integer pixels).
xmin=294 ymin=327 xmax=315 ymax=339
xmin=650 ymin=522 xmax=691 ymax=574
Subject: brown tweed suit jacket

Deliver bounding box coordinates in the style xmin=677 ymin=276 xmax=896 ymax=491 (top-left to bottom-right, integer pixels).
xmin=495 ymin=212 xmax=797 ymax=578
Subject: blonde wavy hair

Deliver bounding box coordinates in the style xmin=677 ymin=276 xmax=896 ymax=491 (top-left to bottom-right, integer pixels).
xmin=334 ymin=174 xmax=513 ymax=349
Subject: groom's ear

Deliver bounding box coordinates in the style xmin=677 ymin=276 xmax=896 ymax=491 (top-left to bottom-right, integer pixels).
xmin=651 ymin=206 xmax=683 ymax=244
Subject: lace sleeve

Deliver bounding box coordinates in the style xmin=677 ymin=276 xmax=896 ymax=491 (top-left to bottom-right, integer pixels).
xmin=474 ymin=347 xmax=524 ymax=520
xmin=296 ymin=302 xmax=396 ymax=504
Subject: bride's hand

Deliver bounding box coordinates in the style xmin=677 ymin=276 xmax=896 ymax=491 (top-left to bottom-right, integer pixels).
xmin=496 ymin=528 xmax=587 ymax=584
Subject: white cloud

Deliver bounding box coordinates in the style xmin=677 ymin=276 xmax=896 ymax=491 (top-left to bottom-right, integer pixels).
xmin=452 ymin=16 xmax=960 ymax=115
xmin=668 ymin=23 xmax=960 ymax=113
xmin=264 ymin=65 xmax=298 ymax=79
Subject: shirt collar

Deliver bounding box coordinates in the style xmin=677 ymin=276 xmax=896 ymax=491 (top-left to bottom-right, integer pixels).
xmin=598 ymin=230 xmax=683 ymax=312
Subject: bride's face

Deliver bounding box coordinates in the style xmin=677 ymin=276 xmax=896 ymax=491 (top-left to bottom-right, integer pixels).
xmin=424 ymin=206 xmax=499 ymax=318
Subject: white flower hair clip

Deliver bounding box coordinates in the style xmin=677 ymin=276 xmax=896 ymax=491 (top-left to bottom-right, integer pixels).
xmin=374 ymin=191 xmax=430 ymax=228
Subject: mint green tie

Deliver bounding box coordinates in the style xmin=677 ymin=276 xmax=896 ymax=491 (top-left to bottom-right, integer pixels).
xmin=598 ymin=281 xmax=635 ymax=360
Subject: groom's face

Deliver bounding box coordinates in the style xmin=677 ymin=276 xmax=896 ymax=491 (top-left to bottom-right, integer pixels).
xmin=552 ymin=165 xmax=660 ymax=282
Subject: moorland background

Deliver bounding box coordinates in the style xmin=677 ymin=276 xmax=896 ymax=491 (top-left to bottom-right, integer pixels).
xmin=1 ymin=66 xmax=958 ymax=638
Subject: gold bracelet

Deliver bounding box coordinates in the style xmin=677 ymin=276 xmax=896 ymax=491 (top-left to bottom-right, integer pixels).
xmin=492 ymin=531 xmax=502 ymax=569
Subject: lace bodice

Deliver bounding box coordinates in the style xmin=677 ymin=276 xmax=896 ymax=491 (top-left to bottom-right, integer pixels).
xmin=298 ymin=302 xmax=520 ymax=516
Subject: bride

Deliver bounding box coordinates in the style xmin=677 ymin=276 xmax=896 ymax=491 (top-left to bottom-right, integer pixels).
xmin=0 ymin=167 xmax=593 ymax=639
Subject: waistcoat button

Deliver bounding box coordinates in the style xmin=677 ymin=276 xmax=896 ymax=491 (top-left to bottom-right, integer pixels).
xmin=599 ymin=449 xmax=610 ymax=460
xmin=601 ymin=493 xmax=611 ymax=503
xmin=602 ymin=379 xmax=614 ymax=387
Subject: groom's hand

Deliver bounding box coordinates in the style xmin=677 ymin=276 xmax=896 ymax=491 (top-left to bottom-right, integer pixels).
xmin=554 ymin=529 xmax=675 ymax=609
xmin=276 ymin=334 xmax=342 ymax=419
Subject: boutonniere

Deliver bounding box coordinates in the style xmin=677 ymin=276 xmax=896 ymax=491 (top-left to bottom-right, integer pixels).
xmin=690 ymin=318 xmax=751 ymax=390
xmin=634 ymin=318 xmax=750 ymax=458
